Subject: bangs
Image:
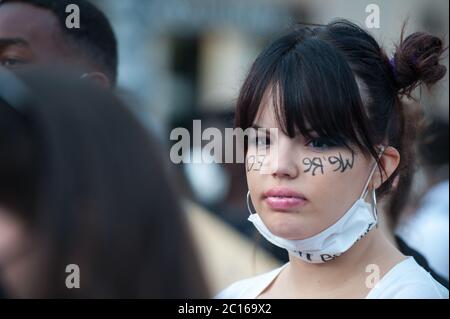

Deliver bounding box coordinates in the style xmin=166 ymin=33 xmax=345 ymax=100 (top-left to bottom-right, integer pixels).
xmin=236 ymin=30 xmax=375 ymax=154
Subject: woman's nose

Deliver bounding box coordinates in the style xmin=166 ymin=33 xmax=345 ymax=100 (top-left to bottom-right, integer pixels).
xmin=270 ymin=139 xmax=299 ymax=179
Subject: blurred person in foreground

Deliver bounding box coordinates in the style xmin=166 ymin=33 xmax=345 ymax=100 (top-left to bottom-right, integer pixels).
xmin=0 ymin=0 xmax=117 ymax=88
xmin=0 ymin=67 xmax=208 ymax=298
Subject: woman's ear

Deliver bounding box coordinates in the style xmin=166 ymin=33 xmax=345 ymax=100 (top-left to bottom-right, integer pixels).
xmin=373 ymin=146 xmax=400 ymax=189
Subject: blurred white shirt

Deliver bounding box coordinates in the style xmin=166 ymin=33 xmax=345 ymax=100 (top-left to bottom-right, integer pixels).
xmin=397 ymin=180 xmax=449 ymax=281
xmin=216 ymin=257 xmax=449 ymax=299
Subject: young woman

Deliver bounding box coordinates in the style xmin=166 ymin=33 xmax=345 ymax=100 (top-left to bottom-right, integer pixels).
xmin=0 ymin=67 xmax=208 ymax=298
xmin=217 ymin=20 xmax=448 ymax=299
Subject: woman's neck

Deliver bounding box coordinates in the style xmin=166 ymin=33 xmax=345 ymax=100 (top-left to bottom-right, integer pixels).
xmin=281 ymin=228 xmax=406 ymax=298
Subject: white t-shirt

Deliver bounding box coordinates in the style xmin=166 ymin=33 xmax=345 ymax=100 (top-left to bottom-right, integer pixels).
xmin=216 ymin=257 xmax=449 ymax=299
xmin=397 ymin=181 xmax=449 ymax=280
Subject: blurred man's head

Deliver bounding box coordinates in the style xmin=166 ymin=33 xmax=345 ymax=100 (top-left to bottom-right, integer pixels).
xmin=0 ymin=0 xmax=118 ymax=87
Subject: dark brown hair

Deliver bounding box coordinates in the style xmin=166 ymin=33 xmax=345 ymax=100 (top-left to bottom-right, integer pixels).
xmin=235 ymin=19 xmax=447 ymax=229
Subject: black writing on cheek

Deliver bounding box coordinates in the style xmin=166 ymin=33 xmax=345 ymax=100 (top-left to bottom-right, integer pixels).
xmin=328 ymin=151 xmax=355 ymax=173
xmin=247 ymin=155 xmax=255 ymax=172
xmin=302 ymin=157 xmax=324 ymax=176
xmin=255 ymin=155 xmax=266 ymax=171
xmin=247 ymin=155 xmax=266 ymax=172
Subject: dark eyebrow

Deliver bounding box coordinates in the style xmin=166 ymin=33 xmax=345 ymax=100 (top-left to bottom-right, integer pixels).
xmin=0 ymin=38 xmax=30 ymax=49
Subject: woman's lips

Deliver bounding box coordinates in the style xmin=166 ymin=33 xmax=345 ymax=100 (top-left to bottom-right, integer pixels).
xmin=263 ymin=187 xmax=307 ymax=211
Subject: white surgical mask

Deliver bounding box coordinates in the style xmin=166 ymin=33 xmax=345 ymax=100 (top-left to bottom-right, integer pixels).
xmin=247 ymin=147 xmax=385 ymax=263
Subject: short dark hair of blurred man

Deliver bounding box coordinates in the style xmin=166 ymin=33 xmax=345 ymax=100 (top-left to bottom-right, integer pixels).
xmin=0 ymin=0 xmax=118 ymax=88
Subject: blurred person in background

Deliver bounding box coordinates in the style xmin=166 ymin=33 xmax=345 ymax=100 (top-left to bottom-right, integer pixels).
xmin=0 ymin=0 xmax=117 ymax=88
xmin=0 ymin=67 xmax=208 ymax=298
xmin=375 ymin=103 xmax=449 ymax=287
xmin=218 ymin=20 xmax=448 ymax=299
xmin=396 ymin=117 xmax=449 ymax=283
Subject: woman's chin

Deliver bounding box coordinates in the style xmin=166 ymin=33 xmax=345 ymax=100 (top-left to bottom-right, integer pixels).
xmin=263 ymin=215 xmax=310 ymax=240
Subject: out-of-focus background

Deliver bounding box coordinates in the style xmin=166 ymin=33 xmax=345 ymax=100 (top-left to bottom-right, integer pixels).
xmin=95 ymin=0 xmax=448 ymax=127
xmin=85 ymin=0 xmax=448 ymax=294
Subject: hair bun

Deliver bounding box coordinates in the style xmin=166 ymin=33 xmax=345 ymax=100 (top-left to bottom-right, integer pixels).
xmin=392 ymin=32 xmax=447 ymax=97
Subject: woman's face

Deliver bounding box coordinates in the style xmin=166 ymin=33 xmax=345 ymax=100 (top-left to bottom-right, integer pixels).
xmin=246 ymin=95 xmax=376 ymax=240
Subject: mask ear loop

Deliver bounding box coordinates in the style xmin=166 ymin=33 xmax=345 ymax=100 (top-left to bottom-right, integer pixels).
xmin=360 ymin=146 xmax=385 ymax=221
xmin=360 ymin=146 xmax=386 ymax=199
xmin=246 ymin=191 xmax=256 ymax=215
xmin=372 ymin=187 xmax=379 ymax=221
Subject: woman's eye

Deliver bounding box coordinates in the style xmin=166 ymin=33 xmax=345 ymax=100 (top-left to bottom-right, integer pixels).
xmin=306 ymin=138 xmax=338 ymax=149
xmin=249 ymin=136 xmax=270 ymax=147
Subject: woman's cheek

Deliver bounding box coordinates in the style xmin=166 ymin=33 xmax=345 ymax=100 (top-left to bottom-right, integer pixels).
xmin=246 ymin=170 xmax=261 ymax=201
xmin=309 ymin=153 xmax=370 ymax=219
